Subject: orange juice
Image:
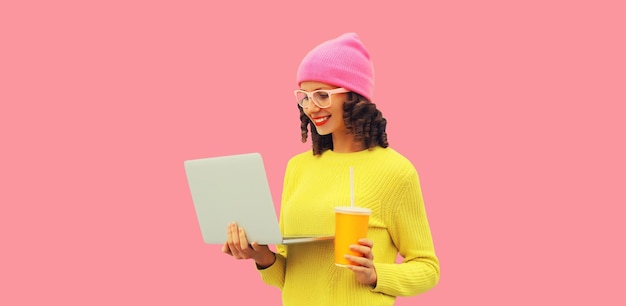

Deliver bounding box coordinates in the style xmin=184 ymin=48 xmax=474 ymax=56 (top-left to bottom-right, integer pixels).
xmin=334 ymin=206 xmax=371 ymax=267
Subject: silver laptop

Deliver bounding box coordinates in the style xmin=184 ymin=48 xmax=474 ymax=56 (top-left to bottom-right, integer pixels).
xmin=184 ymin=152 xmax=334 ymax=245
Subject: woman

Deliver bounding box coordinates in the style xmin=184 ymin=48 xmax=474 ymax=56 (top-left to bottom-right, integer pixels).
xmin=223 ymin=32 xmax=440 ymax=305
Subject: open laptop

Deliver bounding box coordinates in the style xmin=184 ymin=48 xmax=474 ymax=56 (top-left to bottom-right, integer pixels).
xmin=184 ymin=152 xmax=334 ymax=245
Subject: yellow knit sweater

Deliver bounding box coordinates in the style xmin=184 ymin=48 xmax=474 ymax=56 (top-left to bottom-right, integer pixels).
xmin=259 ymin=147 xmax=440 ymax=305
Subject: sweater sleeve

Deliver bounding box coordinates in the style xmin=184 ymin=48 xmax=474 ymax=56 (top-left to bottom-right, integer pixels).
xmin=257 ymin=244 xmax=287 ymax=289
xmin=372 ymin=169 xmax=440 ymax=296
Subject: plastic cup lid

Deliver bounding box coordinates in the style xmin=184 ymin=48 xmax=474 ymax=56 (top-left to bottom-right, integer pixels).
xmin=334 ymin=206 xmax=371 ymax=215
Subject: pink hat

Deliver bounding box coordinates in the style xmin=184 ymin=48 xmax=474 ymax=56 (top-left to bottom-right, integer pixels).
xmin=296 ymin=32 xmax=375 ymax=101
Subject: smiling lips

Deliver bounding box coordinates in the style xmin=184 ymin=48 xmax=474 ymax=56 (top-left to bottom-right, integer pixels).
xmin=312 ymin=116 xmax=330 ymax=126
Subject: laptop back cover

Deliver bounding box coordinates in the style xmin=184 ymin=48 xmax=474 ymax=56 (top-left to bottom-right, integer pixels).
xmin=184 ymin=153 xmax=284 ymax=244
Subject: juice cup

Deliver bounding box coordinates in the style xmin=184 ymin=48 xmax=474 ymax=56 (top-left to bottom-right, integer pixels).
xmin=334 ymin=206 xmax=371 ymax=267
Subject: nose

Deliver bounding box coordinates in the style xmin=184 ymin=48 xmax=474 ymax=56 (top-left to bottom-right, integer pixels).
xmin=304 ymin=100 xmax=321 ymax=114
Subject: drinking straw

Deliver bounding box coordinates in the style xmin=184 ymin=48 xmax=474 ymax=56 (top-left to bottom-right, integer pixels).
xmin=350 ymin=166 xmax=354 ymax=208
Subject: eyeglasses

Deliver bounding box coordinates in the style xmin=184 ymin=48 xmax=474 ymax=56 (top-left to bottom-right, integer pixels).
xmin=294 ymin=88 xmax=349 ymax=108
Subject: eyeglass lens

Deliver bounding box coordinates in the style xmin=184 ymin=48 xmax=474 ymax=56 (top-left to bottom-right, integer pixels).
xmin=296 ymin=91 xmax=332 ymax=108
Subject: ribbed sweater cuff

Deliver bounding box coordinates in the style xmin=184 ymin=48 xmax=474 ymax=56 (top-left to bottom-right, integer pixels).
xmin=371 ymin=263 xmax=395 ymax=294
xmin=372 ymin=262 xmax=439 ymax=297
xmin=258 ymin=253 xmax=286 ymax=288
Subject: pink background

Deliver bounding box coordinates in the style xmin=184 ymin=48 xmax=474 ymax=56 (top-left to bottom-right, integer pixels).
xmin=1 ymin=0 xmax=624 ymax=305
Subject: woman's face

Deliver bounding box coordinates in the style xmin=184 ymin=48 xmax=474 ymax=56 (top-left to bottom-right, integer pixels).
xmin=299 ymin=81 xmax=348 ymax=136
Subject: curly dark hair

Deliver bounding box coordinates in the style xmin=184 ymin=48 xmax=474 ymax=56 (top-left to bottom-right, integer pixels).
xmin=299 ymin=92 xmax=389 ymax=155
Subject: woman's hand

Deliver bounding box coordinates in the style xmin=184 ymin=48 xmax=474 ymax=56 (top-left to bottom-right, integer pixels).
xmin=345 ymin=238 xmax=377 ymax=287
xmin=222 ymin=222 xmax=275 ymax=268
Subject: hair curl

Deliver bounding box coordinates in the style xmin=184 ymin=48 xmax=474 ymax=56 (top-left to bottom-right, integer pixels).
xmin=299 ymin=92 xmax=389 ymax=155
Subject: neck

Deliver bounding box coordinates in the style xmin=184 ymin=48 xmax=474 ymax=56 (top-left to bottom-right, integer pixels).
xmin=331 ymin=133 xmax=366 ymax=153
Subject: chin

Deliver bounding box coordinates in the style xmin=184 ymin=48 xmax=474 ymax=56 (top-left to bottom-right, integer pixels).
xmin=315 ymin=127 xmax=332 ymax=136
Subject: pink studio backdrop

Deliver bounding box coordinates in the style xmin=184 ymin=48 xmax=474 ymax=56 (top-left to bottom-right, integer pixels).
xmin=1 ymin=1 xmax=624 ymax=305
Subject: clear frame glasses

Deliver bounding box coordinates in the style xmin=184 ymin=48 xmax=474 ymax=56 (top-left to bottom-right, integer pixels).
xmin=294 ymin=88 xmax=349 ymax=108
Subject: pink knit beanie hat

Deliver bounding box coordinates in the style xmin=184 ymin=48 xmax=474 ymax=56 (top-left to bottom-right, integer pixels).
xmin=296 ymin=32 xmax=375 ymax=101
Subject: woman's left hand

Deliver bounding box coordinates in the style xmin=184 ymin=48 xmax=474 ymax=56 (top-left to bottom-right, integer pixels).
xmin=345 ymin=238 xmax=377 ymax=287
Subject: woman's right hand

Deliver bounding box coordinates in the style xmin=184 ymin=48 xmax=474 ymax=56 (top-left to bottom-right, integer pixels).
xmin=222 ymin=222 xmax=276 ymax=268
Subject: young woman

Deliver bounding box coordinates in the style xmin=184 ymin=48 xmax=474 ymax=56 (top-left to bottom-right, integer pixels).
xmin=223 ymin=32 xmax=440 ymax=305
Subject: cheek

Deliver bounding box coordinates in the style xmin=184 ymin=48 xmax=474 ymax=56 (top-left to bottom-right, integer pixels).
xmin=330 ymin=105 xmax=344 ymax=119
xmin=332 ymin=99 xmax=346 ymax=114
